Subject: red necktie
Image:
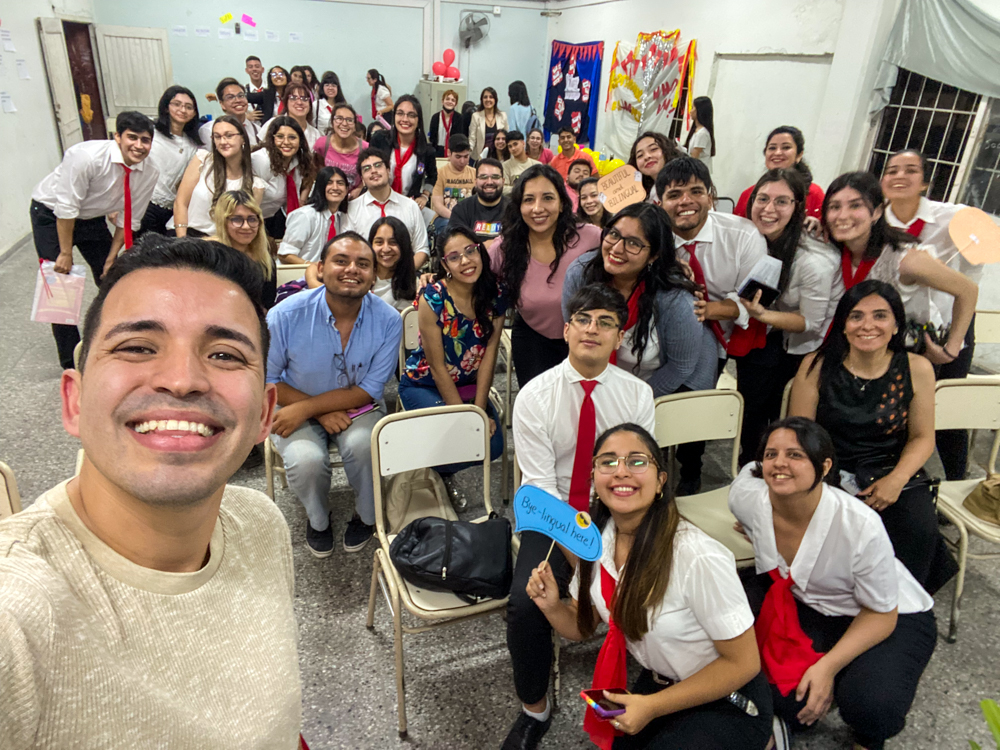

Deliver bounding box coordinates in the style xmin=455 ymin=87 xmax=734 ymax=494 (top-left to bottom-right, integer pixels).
xmin=392 ymin=138 xmax=417 ymax=194
xmin=583 ymin=565 xmax=627 ymax=750
xmin=756 ymin=569 xmax=824 ymax=696
xmin=285 ymin=172 xmax=300 ymax=214
xmin=327 ymin=213 xmax=338 ymax=241
xmin=121 ymin=164 xmax=133 ymax=250
xmin=373 ymin=199 xmax=389 ymax=218
xmin=568 ymin=380 xmax=598 ymax=512
xmin=608 ymin=282 xmax=644 ymax=366
xmin=371 ymin=89 xmax=378 ymax=120
xmin=841 ymin=249 xmax=874 ymax=290
xmin=681 ymin=242 xmax=726 ymax=347
xmin=905 ymin=218 xmax=926 ymax=239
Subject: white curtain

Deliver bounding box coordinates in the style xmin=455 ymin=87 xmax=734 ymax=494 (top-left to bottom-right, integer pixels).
xmin=871 ymin=0 xmax=1000 ymax=114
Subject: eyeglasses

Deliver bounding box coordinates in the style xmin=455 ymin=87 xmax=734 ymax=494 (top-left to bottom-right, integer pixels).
xmin=396 ymin=111 xmax=419 ymax=121
xmin=222 ymin=92 xmax=248 ymax=102
xmin=604 ymin=227 xmax=649 ymax=255
xmin=360 ymin=163 xmax=385 ymax=174
xmin=594 ymin=452 xmax=655 ymax=475
xmin=477 ymin=173 xmax=503 ymax=182
xmin=443 ymin=244 xmax=480 ymax=265
xmin=287 ymin=95 xmax=310 ymax=104
xmin=270 ymin=71 xmax=286 ymax=79
xmin=169 ymin=100 xmax=195 ymax=111
xmin=569 ymin=312 xmax=619 ymax=331
xmin=332 ymin=116 xmax=355 ymax=124
xmin=212 ymin=132 xmax=243 ymax=143
xmin=753 ymin=194 xmax=795 ymax=208
xmin=228 ymin=215 xmax=260 ymax=228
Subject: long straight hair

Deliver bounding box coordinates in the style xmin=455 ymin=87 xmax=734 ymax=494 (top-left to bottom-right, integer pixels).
xmin=764 ymin=126 xmax=813 ymax=185
xmin=315 ymin=71 xmax=347 ymax=127
xmin=388 ymin=95 xmax=430 ymax=156
xmin=526 ymin=127 xmax=548 ymax=160
xmin=264 ymin=115 xmax=317 ymax=188
xmin=266 ymin=66 xmax=289 ymax=95
xmin=748 ymin=168 xmax=806 ymax=294
xmin=574 ymin=177 xmax=608 ymax=227
xmin=308 ymin=166 xmax=350 ymax=214
xmin=576 ymin=424 xmax=681 ymax=642
xmin=822 ymin=171 xmax=912 ymax=261
xmin=684 ymin=96 xmax=716 ymax=156
xmin=478 ymin=86 xmax=499 ymax=114
xmin=211 ymin=190 xmax=272 ymax=280
xmin=369 ymin=216 xmax=417 ymax=303
xmin=499 ymin=163 xmax=580 ymax=309
xmin=438 ymin=225 xmax=501 ymax=341
xmin=627 ymin=131 xmax=683 ymax=195
xmin=209 ymin=115 xmax=255 ymax=209
xmin=580 ymin=203 xmax=698 ymax=371
xmin=154 ymin=85 xmax=201 ymax=146
xmin=488 ymin=128 xmax=510 ymax=161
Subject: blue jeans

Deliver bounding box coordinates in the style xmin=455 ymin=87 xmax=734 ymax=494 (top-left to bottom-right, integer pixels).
xmin=397 ymin=378 xmax=504 ymax=475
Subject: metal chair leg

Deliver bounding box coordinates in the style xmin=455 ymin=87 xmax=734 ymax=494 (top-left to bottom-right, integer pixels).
xmin=366 ymin=553 xmax=381 ymax=630
xmin=393 ymin=587 xmax=408 ymax=738
xmin=948 ymin=521 xmax=970 ymax=643
xmin=551 ymin=631 xmax=561 ymax=714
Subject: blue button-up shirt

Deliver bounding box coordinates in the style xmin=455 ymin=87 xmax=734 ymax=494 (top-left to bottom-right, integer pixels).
xmin=266 ymin=286 xmax=403 ymax=401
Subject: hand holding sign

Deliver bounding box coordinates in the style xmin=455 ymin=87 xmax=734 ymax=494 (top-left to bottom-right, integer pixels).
xmin=597 ymin=165 xmax=646 ymax=214
xmin=947 ymin=207 xmax=1000 ymax=265
xmin=514 ymin=485 xmax=603 ymax=562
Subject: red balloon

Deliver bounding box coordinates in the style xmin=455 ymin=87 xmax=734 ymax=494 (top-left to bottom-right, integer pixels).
xmin=432 ymin=61 xmax=446 ymax=76
xmin=443 ymin=48 xmax=456 ymax=67
xmin=445 ymin=66 xmax=460 ymax=80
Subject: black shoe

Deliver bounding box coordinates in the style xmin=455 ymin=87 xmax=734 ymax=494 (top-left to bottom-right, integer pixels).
xmin=306 ymin=516 xmax=334 ymax=558
xmin=501 ymin=712 xmax=551 ymax=750
xmin=676 ymin=477 xmax=702 ymax=496
xmin=343 ymin=517 xmax=374 ymax=552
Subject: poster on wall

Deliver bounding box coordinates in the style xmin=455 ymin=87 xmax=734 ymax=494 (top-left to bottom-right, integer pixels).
xmin=604 ymin=30 xmax=696 ymax=158
xmin=543 ymin=40 xmax=603 ymax=146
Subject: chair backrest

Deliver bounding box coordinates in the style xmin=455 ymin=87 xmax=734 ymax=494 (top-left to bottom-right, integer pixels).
xmin=370 ymin=405 xmax=493 ymax=539
xmin=779 ymin=378 xmax=794 ymax=420
xmin=275 ymin=263 xmax=310 ymax=286
xmin=935 ymin=377 xmax=1000 ymax=474
xmin=398 ymin=306 xmax=420 ymax=376
xmin=0 ymin=462 xmax=23 ymax=518
xmin=974 ymin=310 xmax=1000 ymax=345
xmin=654 ymin=390 xmax=744 ymax=477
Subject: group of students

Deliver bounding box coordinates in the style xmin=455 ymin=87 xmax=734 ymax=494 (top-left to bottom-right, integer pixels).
xmin=18 ymin=51 xmax=984 ymax=750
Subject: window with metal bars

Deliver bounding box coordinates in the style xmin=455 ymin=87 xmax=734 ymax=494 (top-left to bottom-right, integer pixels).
xmin=961 ymin=100 xmax=1000 ymax=215
xmin=868 ymin=68 xmax=980 ymax=202
xmin=668 ymin=76 xmax=690 ymax=143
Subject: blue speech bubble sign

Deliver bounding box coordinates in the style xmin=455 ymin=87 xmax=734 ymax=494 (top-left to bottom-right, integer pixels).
xmin=513 ymin=485 xmax=603 ymax=562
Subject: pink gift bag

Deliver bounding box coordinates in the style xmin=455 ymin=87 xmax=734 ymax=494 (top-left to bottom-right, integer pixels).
xmin=31 ymin=260 xmax=87 ymax=325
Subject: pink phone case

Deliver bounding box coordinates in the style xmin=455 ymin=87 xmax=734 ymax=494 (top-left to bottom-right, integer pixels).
xmin=346 ymin=402 xmax=378 ymax=419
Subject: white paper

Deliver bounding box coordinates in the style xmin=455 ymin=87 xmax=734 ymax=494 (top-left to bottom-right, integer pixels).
xmin=243 ymin=28 xmax=258 ymax=42
xmin=737 ymin=255 xmax=783 ymax=299
xmin=171 ymin=25 xmax=187 ymax=37
xmin=194 ymin=27 xmax=211 ymax=38
xmin=288 ymin=32 xmax=303 ymax=43
xmin=15 ymin=59 xmax=29 ymax=79
xmin=218 ymin=29 xmax=233 ymax=40
xmin=1 ymin=30 xmax=14 ymax=53
xmin=0 ymin=92 xmax=16 ymax=113
xmin=265 ymin=30 xmax=279 ymax=42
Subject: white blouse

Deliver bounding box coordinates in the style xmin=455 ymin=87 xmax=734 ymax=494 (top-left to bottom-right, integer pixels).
xmin=775 ymin=235 xmax=842 ymax=355
xmin=615 ymin=325 xmax=660 ymax=381
xmin=147 ymin=131 xmax=199 ymax=208
xmin=867 ymin=243 xmax=941 ymax=327
xmin=728 ymin=465 xmax=934 ymax=617
xmin=570 ymin=519 xmax=754 ymax=682
xmin=312 ymin=100 xmax=336 ymax=135
xmin=277 ymin=205 xmax=346 ymax=262
xmin=374 ymin=85 xmax=392 ymax=114
xmin=171 ymin=151 xmax=267 ymax=235
xmin=260 ymin=118 xmax=323 ymax=154
xmin=251 ymin=150 xmax=303 ymax=218
xmin=198 ymin=118 xmax=259 ymax=149
xmin=372 ymin=277 xmax=415 ymax=311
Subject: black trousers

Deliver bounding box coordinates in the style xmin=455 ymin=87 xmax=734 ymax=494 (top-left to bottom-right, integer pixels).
xmin=265 ymin=210 xmax=287 ymax=240
xmin=734 ymin=331 xmax=802 ymax=465
xmin=613 ymin=670 xmax=772 ymax=750
xmin=506 ymin=530 xmax=574 ymax=705
xmin=878 ymin=481 xmax=958 ymax=595
xmin=935 ymin=316 xmax=976 ymax=480
xmin=673 ymin=359 xmax=727 ymax=483
xmin=137 ymin=202 xmax=174 ymax=239
xmin=743 ymin=572 xmax=937 ymax=750
xmin=510 ymin=313 xmax=568 ymax=387
xmin=30 ymin=200 xmax=112 ymax=369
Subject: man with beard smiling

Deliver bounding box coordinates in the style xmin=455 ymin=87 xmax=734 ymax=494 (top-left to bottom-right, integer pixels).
xmin=0 ymin=239 xmax=302 ymax=749
xmin=267 ymin=232 xmax=402 ymax=555
xmin=448 ymin=157 xmax=509 ymax=243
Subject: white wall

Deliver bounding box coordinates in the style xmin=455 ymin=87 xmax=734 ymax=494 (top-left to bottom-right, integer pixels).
xmin=0 ymin=0 xmax=94 ymax=259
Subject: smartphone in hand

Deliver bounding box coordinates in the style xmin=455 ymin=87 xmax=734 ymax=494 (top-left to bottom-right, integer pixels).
xmin=580 ymin=688 xmax=628 ymax=719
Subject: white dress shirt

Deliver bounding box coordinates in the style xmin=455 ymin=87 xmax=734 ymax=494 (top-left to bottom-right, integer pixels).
xmin=389 ymin=147 xmax=422 ymax=196
xmin=372 ymin=277 xmax=414 ymax=311
xmin=277 ymin=205 xmax=346 ymax=262
xmin=251 ymin=150 xmax=303 ymax=219
xmin=312 ymin=100 xmax=336 ymax=136
xmin=261 ymin=118 xmax=322 ymax=151
xmin=570 ymin=519 xmax=754 ymax=682
xmin=674 ymin=211 xmax=767 ymax=356
xmin=346 ymin=190 xmax=429 ymax=259
xmin=776 ymin=235 xmax=842 ymax=355
xmin=886 ymin=197 xmax=980 ymax=326
xmin=147 ymin=131 xmax=200 ymax=209
xmin=31 ymin=140 xmax=158 ymax=230
xmin=199 ymin=117 xmax=259 ymax=149
xmin=728 ymin=465 xmax=934 ymax=617
xmin=867 ymin=243 xmax=940 ymax=327
xmin=513 ymin=358 xmax=656 ymax=503
xmin=170 ymin=150 xmax=267 ymax=235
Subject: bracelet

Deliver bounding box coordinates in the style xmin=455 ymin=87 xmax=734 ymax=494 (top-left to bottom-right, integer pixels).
xmin=175 ymin=223 xmax=189 ymax=228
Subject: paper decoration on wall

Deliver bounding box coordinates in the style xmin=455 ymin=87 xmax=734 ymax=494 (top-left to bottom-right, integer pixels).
xmin=218 ymin=29 xmax=233 ymax=39
xmin=194 ymin=27 xmax=211 ymax=38
xmin=543 ymin=40 xmax=603 ymax=146
xmin=15 ymin=59 xmax=29 ymax=79
xmin=243 ymin=28 xmax=258 ymax=42
xmin=597 ymin=165 xmax=646 ymax=213
xmin=513 ymin=485 xmax=602 ymax=562
xmin=947 ymin=207 xmax=1000 ymax=265
xmin=288 ymin=32 xmax=303 ymax=43
xmin=605 ymin=30 xmax=697 ymax=159
xmin=265 ymin=30 xmax=279 ymax=42
xmin=1 ymin=29 xmax=15 ymax=52
xmin=241 ymin=14 xmax=256 ymax=27
xmin=219 ymin=13 xmax=233 ymax=24
xmin=171 ymin=25 xmax=187 ymax=37
xmin=0 ymin=91 xmax=15 ymax=113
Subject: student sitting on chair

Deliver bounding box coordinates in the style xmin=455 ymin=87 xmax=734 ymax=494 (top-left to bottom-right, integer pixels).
xmin=278 ymin=166 xmax=350 ymax=265
xmin=729 ymin=417 xmax=937 ymax=750
xmin=502 ymin=283 xmax=655 ymax=750
xmin=267 ymin=232 xmax=403 ymax=556
xmin=528 ymin=423 xmax=773 ymax=750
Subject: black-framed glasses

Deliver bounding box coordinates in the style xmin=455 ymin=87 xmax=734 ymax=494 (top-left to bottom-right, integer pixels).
xmin=604 ymin=227 xmax=650 ymax=255
xmin=593 ymin=452 xmax=655 ymax=474
xmin=222 ymin=92 xmax=248 ymax=102
xmin=287 ymin=95 xmax=310 ymax=104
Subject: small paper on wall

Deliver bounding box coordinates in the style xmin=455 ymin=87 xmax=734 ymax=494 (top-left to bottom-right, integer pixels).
xmin=1 ymin=30 xmax=15 ymax=53
xmin=1 ymin=92 xmax=17 ymax=113
xmin=243 ymin=28 xmax=258 ymax=42
xmin=288 ymin=32 xmax=303 ymax=43
xmin=219 ymin=12 xmax=234 ymax=23
xmin=218 ymin=29 xmax=233 ymax=39
xmin=265 ymin=30 xmax=279 ymax=42
xmin=241 ymin=14 xmax=256 ymax=27
xmin=15 ymin=59 xmax=29 ymax=79
xmin=171 ymin=25 xmax=187 ymax=37
xmin=194 ymin=27 xmax=211 ymax=38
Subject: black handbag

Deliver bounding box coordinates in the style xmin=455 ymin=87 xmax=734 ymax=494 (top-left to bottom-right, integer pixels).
xmin=389 ymin=514 xmax=513 ymax=604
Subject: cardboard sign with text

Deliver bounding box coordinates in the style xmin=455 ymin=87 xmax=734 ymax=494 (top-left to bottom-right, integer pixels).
xmin=597 ymin=164 xmax=647 ymax=215
xmin=513 ymin=485 xmax=602 ymax=561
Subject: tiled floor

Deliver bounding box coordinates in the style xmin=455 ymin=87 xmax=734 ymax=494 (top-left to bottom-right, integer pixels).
xmin=1 ymin=239 xmax=999 ymax=749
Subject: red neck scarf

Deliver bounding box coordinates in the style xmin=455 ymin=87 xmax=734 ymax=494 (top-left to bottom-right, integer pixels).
xmin=584 ymin=564 xmax=627 ymax=750
xmin=441 ymin=110 xmax=454 ymax=156
xmin=756 ymin=569 xmax=824 ymax=696
xmin=840 ymin=249 xmax=874 ymax=291
xmin=905 ymin=217 xmax=926 ymax=239
xmin=371 ymin=87 xmax=378 ymax=119
xmin=392 ymin=136 xmax=417 ymax=194
xmin=609 ymin=281 xmax=644 ymax=366
xmin=285 ymin=170 xmax=300 ymax=214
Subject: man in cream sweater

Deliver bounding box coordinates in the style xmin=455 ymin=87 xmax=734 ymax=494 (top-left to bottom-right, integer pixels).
xmin=0 ymin=239 xmax=302 ymax=749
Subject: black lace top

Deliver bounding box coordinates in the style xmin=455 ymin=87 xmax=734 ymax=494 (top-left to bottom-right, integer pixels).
xmin=815 ymin=350 xmax=912 ymax=474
